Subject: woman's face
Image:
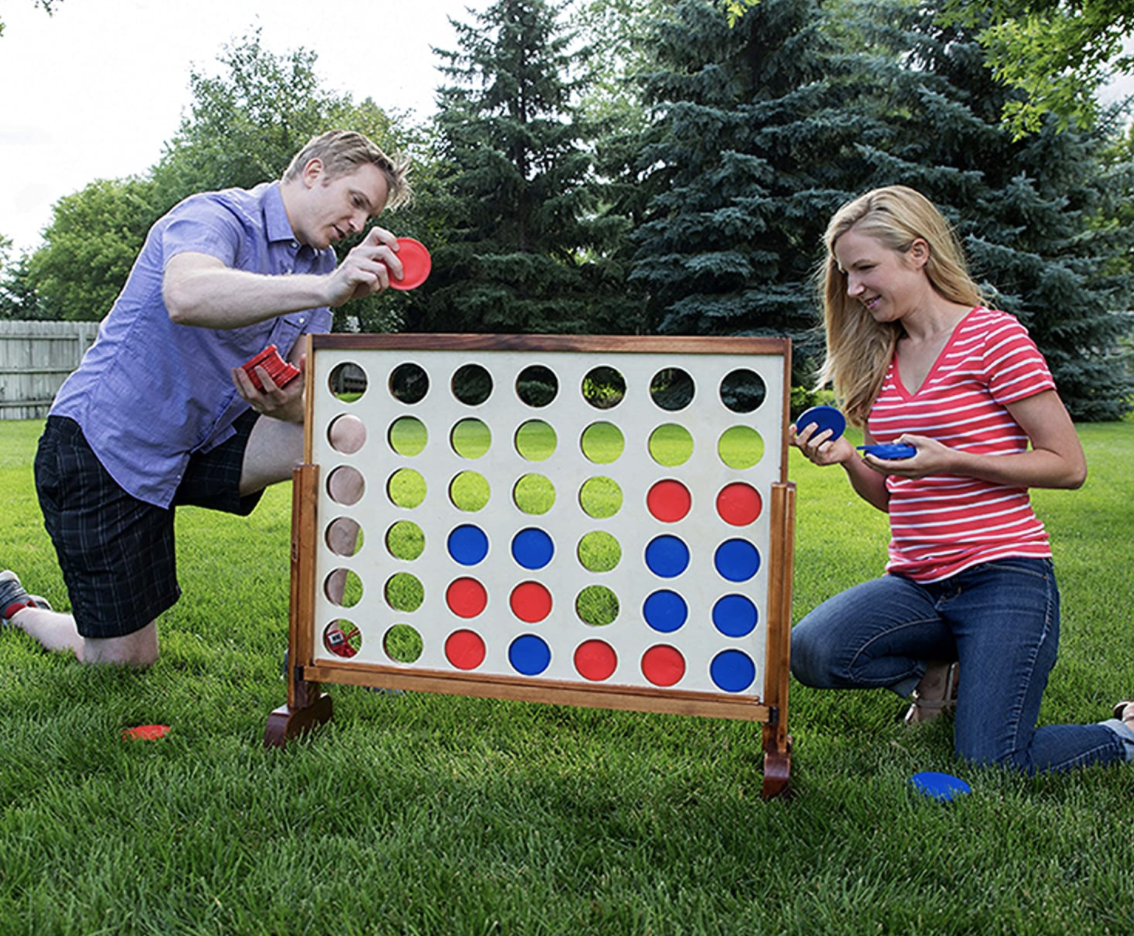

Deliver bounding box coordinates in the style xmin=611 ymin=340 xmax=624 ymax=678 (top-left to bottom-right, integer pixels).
xmin=833 ymin=226 xmax=929 ymax=324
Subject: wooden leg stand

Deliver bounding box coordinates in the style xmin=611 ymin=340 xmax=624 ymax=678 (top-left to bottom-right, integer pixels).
xmin=264 ymin=463 xmax=333 ymax=748
xmin=264 ymin=682 xmax=333 ymax=748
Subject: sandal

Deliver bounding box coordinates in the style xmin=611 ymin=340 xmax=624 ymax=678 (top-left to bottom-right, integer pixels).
xmin=903 ymin=661 xmax=959 ymax=725
xmin=1113 ymin=700 xmax=1134 ymax=729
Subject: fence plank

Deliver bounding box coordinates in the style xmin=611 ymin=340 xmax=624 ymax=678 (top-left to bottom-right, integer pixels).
xmin=0 ymin=320 xmax=99 ymax=420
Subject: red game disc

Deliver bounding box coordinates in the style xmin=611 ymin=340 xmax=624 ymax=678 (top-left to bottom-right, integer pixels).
xmin=122 ymin=724 xmax=170 ymax=741
xmin=389 ymin=237 xmax=432 ymax=291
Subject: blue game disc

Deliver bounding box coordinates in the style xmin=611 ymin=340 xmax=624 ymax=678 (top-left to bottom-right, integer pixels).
xmin=643 ymin=590 xmax=689 ymax=633
xmin=795 ymin=405 xmax=845 ymax=441
xmin=447 ymin=524 xmax=489 ymax=566
xmin=910 ymin=771 xmax=971 ymax=802
xmin=858 ymin=443 xmax=917 ymax=460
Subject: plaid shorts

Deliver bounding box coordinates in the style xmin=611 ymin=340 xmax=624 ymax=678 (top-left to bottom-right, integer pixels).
xmin=34 ymin=414 xmax=264 ymax=639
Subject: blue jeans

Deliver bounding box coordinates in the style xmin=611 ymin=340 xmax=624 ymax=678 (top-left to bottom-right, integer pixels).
xmin=791 ymin=558 xmax=1127 ymax=774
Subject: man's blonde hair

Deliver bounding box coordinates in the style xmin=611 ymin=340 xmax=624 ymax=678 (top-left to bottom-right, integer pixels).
xmin=283 ymin=130 xmax=412 ymax=210
xmin=816 ymin=186 xmax=985 ymax=425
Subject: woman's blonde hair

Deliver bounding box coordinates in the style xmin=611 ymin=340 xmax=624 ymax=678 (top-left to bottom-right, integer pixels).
xmin=816 ymin=185 xmax=984 ymax=426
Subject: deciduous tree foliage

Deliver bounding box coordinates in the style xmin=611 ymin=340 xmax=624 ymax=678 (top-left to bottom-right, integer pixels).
xmin=939 ymin=0 xmax=1134 ymax=138
xmin=29 ymin=177 xmax=161 ymax=322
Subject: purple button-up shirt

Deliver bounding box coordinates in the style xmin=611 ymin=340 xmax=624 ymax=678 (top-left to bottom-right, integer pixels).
xmin=51 ymin=181 xmax=335 ymax=507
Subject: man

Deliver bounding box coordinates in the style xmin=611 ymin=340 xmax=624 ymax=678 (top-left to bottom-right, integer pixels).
xmin=0 ymin=130 xmax=409 ymax=667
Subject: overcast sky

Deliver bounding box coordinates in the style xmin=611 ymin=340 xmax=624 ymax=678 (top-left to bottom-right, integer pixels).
xmin=0 ymin=0 xmax=492 ymax=253
xmin=2 ymin=1 xmax=1132 ymax=256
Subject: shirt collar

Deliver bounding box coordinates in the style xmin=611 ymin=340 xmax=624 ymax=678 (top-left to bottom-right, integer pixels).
xmin=263 ymin=182 xmax=299 ymax=246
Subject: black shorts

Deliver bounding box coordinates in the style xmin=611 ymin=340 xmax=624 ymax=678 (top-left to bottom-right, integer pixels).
xmin=34 ymin=414 xmax=265 ymax=639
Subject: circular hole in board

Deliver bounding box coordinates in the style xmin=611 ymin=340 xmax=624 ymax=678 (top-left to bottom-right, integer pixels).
xmin=451 ymin=418 xmax=491 ymax=459
xmin=327 ymin=466 xmax=365 ymax=506
xmin=385 ymin=572 xmax=424 ymax=613
xmin=326 ymin=517 xmax=364 ymax=558
xmin=516 ymin=365 xmax=558 ymax=407
xmin=718 ymin=425 xmax=764 ymax=470
xmin=388 ymin=468 xmax=426 ymax=509
xmin=450 ymin=471 xmax=491 ymax=512
xmin=719 ymin=369 xmax=766 ymax=413
xmin=576 ymin=585 xmax=619 ymax=627
xmin=513 ymin=474 xmax=555 ymax=515
xmin=515 ymin=419 xmax=557 ymax=461
xmin=386 ymin=520 xmax=424 ymax=561
xmin=329 ymin=361 xmax=368 ymax=403
xmin=582 ymin=366 xmax=626 ymax=410
xmin=323 ymin=620 xmax=361 ymax=658
xmin=577 ymin=531 xmax=621 ymax=572
xmin=327 ymin=414 xmax=366 ymax=455
xmin=389 ymin=416 xmax=428 ymax=457
xmin=384 ymin=623 xmax=423 ymax=663
xmin=650 ymin=367 xmax=694 ymax=411
xmin=452 ymin=363 xmax=493 ymax=405
xmin=389 ymin=362 xmax=429 ymax=404
xmin=580 ymin=421 xmax=624 ymax=464
xmin=325 ymin=569 xmax=363 ymax=608
xmin=648 ymin=424 xmax=694 ymax=467
xmin=579 ymin=476 xmax=622 ymax=519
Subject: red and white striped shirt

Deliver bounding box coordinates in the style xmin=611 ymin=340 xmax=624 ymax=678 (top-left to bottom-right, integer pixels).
xmin=867 ymin=307 xmax=1056 ymax=583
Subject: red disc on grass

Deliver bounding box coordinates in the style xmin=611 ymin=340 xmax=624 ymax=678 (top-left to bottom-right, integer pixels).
xmin=716 ymin=482 xmax=762 ymax=526
xmin=646 ymin=479 xmax=692 ymax=523
xmin=641 ymin=645 xmax=686 ymax=687
xmin=445 ymin=629 xmax=486 ymax=670
xmin=122 ymin=724 xmax=170 ymax=741
xmin=510 ymin=581 xmax=552 ymax=623
xmin=389 ymin=237 xmax=432 ymax=291
xmin=574 ymin=639 xmax=617 ymax=681
xmin=446 ymin=577 xmax=488 ymax=618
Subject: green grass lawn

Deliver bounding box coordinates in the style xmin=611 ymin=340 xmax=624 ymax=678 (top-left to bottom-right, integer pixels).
xmin=2 ymin=417 xmax=1133 ymax=935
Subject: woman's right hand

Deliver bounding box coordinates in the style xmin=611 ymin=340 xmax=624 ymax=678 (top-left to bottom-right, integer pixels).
xmin=789 ymin=422 xmax=855 ymax=467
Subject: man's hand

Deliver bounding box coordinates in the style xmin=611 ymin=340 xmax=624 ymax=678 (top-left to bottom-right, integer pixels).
xmin=325 ymin=226 xmax=406 ymax=307
xmin=232 ymin=353 xmax=306 ymax=424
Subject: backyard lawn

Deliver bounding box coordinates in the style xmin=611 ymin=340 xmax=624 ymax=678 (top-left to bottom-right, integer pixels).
xmin=1 ymin=416 xmax=1132 ymax=935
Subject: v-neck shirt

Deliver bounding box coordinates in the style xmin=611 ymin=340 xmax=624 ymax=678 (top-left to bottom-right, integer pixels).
xmin=867 ymin=307 xmax=1057 ymax=582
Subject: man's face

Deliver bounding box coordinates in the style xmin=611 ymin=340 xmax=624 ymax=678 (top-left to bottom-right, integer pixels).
xmin=295 ymin=160 xmax=389 ymax=250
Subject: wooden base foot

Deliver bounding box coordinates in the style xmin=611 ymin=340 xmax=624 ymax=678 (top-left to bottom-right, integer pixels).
xmin=762 ymin=737 xmax=792 ymax=800
xmin=263 ymin=693 xmax=334 ymax=748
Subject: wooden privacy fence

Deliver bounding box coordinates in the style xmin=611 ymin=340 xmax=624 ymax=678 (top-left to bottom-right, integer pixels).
xmin=0 ymin=320 xmax=98 ymax=420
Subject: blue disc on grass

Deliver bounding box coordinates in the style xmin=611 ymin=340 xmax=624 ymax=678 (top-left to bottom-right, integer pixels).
xmin=710 ymin=650 xmax=756 ymax=693
xmin=448 ymin=524 xmax=489 ymax=565
xmin=910 ymin=771 xmax=971 ymax=802
xmin=512 ymin=528 xmax=554 ymax=570
xmin=796 ymin=404 xmax=845 ymax=441
xmin=712 ymin=594 xmax=758 ymax=637
xmin=508 ymin=634 xmax=551 ymax=676
xmin=645 ymin=535 xmax=690 ymax=578
xmin=643 ymin=590 xmax=688 ymax=633
xmin=714 ymin=539 xmax=760 ymax=582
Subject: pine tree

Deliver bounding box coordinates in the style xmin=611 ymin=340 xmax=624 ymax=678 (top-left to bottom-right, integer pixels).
xmin=627 ymin=0 xmax=892 ymax=378
xmin=414 ymin=0 xmax=637 ymax=335
xmin=847 ymin=0 xmax=1134 ymax=420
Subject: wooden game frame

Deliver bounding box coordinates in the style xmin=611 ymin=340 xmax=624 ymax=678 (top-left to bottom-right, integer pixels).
xmin=265 ymin=334 xmax=795 ymax=798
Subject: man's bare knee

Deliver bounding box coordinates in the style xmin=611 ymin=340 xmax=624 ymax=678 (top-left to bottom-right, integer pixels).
xmin=81 ymin=621 xmax=160 ymax=667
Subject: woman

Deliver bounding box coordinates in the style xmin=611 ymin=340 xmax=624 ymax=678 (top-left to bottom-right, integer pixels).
xmin=790 ymin=185 xmax=1133 ymax=773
